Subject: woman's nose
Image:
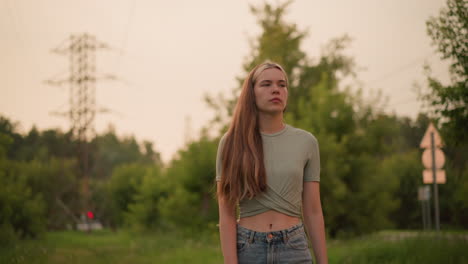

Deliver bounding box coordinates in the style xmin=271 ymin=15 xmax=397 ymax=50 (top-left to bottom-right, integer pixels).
xmin=272 ymin=85 xmax=280 ymax=93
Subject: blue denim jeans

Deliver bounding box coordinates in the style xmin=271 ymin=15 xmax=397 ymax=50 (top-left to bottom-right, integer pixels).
xmin=236 ymin=223 xmax=313 ymax=264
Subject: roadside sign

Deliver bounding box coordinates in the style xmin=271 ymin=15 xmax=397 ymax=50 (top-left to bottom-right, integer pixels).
xmin=420 ymin=122 xmax=445 ymax=232
xmin=420 ymin=123 xmax=443 ymax=148
xmin=418 ymin=186 xmax=430 ymax=201
xmin=423 ymin=169 xmax=446 ymax=184
xmin=422 ymin=148 xmax=445 ymax=169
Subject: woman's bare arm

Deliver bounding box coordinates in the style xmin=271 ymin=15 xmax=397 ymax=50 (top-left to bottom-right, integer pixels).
xmin=302 ymin=181 xmax=328 ymax=264
xmin=217 ymin=182 xmax=238 ymax=264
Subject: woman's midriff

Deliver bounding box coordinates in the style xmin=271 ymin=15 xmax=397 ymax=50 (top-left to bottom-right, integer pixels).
xmin=238 ymin=210 xmax=301 ymax=232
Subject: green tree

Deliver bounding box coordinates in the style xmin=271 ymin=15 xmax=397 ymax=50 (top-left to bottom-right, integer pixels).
xmin=90 ymin=127 xmax=161 ymax=181
xmin=160 ymin=135 xmax=219 ymax=232
xmin=0 ymin=134 xmax=46 ymax=244
xmin=424 ymin=0 xmax=467 ymax=145
xmin=424 ymin=0 xmax=468 ymax=229
xmin=0 ymin=162 xmax=46 ymax=244
xmin=125 ymin=166 xmax=167 ymax=231
xmin=0 ymin=116 xmax=77 ymax=162
xmin=382 ymin=151 xmax=423 ymax=229
xmin=0 ymin=116 xmax=26 ymax=160
xmin=20 ymin=158 xmax=80 ymax=230
xmin=105 ymin=163 xmax=147 ymax=227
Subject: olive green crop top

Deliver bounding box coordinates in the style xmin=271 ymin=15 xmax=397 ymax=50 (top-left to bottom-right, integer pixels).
xmin=215 ymin=124 xmax=320 ymax=218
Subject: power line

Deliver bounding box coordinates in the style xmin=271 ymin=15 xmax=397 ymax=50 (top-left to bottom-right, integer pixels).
xmin=366 ymin=52 xmax=434 ymax=87
xmin=114 ymin=0 xmax=136 ymax=75
xmin=363 ymin=52 xmax=439 ymax=114
xmin=386 ymin=96 xmax=419 ymax=108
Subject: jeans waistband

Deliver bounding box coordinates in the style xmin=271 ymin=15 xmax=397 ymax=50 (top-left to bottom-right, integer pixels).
xmin=236 ymin=222 xmax=304 ymax=243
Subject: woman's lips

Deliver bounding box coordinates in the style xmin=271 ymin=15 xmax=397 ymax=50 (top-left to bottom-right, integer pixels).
xmin=270 ymin=98 xmax=282 ymax=103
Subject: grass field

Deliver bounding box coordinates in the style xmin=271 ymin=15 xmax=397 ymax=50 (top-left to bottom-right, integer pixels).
xmin=2 ymin=229 xmax=467 ymax=264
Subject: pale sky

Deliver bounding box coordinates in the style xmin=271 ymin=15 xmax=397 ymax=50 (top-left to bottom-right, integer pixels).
xmin=1 ymin=0 xmax=451 ymax=163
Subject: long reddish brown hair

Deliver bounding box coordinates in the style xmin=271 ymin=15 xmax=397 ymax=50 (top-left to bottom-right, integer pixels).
xmin=218 ymin=62 xmax=288 ymax=205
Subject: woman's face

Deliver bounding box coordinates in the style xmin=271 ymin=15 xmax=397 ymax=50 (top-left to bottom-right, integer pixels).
xmin=253 ymin=68 xmax=288 ymax=115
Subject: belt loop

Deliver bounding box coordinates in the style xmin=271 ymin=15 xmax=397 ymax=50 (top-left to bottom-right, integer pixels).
xmin=282 ymin=230 xmax=289 ymax=243
xmin=248 ymin=231 xmax=255 ymax=244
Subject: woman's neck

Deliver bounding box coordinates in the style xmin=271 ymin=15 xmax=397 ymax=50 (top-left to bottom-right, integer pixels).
xmin=258 ymin=113 xmax=284 ymax=134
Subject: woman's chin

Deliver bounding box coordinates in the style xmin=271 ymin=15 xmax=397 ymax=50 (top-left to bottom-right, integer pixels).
xmin=259 ymin=108 xmax=285 ymax=116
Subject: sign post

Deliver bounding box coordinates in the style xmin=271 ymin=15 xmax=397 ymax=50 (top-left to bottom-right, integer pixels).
xmin=420 ymin=123 xmax=445 ymax=232
xmin=418 ymin=186 xmax=431 ymax=230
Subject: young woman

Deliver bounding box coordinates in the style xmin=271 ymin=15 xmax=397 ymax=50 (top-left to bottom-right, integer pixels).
xmin=216 ymin=61 xmax=328 ymax=264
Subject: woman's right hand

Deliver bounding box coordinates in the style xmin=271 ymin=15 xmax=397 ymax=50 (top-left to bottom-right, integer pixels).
xmin=217 ymin=182 xmax=239 ymax=264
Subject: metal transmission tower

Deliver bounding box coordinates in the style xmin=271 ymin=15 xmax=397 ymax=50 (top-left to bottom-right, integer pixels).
xmin=47 ymin=33 xmax=111 ymax=224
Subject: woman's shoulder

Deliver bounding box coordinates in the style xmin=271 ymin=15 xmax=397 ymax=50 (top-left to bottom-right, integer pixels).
xmin=218 ymin=131 xmax=230 ymax=148
xmin=286 ymin=124 xmax=318 ymax=145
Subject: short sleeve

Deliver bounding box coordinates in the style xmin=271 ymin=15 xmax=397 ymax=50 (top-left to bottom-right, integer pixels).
xmin=215 ymin=133 xmax=227 ymax=181
xmin=303 ymin=135 xmax=320 ymax=182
